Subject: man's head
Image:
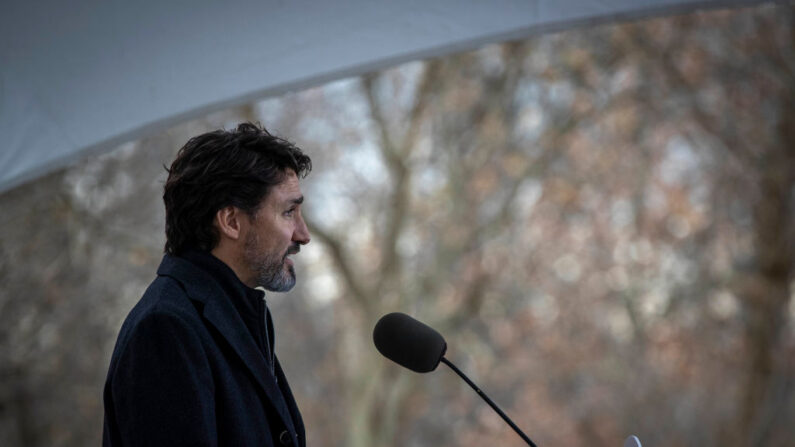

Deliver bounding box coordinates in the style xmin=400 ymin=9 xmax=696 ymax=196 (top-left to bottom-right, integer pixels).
xmin=163 ymin=122 xmax=311 ymax=291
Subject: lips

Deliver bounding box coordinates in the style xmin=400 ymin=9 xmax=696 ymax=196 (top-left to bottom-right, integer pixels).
xmin=283 ymin=244 xmax=300 ymax=261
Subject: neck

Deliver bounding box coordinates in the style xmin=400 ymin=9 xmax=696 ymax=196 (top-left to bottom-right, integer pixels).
xmin=211 ymin=245 xmax=253 ymax=288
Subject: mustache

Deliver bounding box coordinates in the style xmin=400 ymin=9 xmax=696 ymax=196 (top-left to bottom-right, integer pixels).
xmin=284 ymin=243 xmax=301 ymax=258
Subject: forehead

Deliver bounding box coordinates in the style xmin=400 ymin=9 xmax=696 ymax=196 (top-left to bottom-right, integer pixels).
xmin=263 ymin=170 xmax=302 ymax=205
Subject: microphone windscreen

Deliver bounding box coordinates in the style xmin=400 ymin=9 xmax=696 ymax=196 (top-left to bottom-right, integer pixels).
xmin=373 ymin=312 xmax=447 ymax=373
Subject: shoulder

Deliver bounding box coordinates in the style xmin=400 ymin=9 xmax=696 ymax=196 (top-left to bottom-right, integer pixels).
xmin=132 ymin=275 xmax=202 ymax=326
xmin=105 ymin=279 xmax=217 ymax=428
xmin=112 ymin=276 xmax=206 ymax=359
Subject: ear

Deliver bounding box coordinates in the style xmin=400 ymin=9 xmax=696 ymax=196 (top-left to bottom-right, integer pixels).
xmin=214 ymin=206 xmax=245 ymax=241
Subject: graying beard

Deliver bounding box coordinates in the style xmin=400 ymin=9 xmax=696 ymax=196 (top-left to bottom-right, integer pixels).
xmin=259 ymin=263 xmax=295 ymax=292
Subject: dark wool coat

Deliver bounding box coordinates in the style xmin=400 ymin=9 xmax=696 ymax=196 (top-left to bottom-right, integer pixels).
xmin=103 ymin=255 xmax=305 ymax=447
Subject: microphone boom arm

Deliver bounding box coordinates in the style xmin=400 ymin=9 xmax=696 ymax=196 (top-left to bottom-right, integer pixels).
xmin=440 ymin=357 xmax=538 ymax=447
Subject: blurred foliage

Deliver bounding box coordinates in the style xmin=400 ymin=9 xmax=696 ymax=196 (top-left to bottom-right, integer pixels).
xmin=1 ymin=4 xmax=793 ymax=447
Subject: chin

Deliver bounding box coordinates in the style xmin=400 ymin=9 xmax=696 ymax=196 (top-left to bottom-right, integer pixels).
xmin=262 ymin=271 xmax=296 ymax=293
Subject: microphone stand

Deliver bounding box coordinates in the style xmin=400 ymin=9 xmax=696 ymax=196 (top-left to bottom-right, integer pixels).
xmin=440 ymin=357 xmax=537 ymax=447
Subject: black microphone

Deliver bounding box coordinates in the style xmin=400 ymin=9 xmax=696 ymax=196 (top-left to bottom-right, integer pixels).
xmin=373 ymin=312 xmax=447 ymax=372
xmin=373 ymin=312 xmax=538 ymax=447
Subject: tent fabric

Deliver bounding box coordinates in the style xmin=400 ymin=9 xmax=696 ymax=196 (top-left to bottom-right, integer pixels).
xmin=0 ymin=0 xmax=762 ymax=193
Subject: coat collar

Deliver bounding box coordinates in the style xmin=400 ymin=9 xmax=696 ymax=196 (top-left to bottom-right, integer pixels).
xmin=155 ymin=254 xmax=297 ymax=436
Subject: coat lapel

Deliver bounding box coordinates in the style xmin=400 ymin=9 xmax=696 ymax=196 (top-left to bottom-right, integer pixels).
xmin=156 ymin=255 xmax=297 ymax=435
xmin=275 ymin=357 xmax=306 ymax=446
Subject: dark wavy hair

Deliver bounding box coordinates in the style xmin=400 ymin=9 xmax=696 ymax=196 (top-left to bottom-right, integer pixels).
xmin=163 ymin=122 xmax=312 ymax=255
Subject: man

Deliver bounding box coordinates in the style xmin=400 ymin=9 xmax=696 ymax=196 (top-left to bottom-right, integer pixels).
xmin=103 ymin=123 xmax=311 ymax=446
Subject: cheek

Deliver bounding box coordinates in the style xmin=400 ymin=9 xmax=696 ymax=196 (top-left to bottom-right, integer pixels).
xmin=282 ymin=228 xmax=296 ymax=246
xmin=261 ymin=223 xmax=294 ymax=251
xmin=280 ymin=221 xmax=297 ymax=240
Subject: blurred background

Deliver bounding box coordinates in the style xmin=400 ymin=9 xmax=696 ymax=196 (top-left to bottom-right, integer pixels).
xmin=1 ymin=3 xmax=793 ymax=446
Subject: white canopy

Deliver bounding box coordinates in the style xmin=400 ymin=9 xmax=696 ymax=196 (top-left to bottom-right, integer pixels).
xmin=0 ymin=0 xmax=761 ymax=192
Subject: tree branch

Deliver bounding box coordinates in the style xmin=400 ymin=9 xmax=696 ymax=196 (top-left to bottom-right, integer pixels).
xmin=361 ymin=64 xmax=442 ymax=294
xmin=304 ymin=214 xmax=372 ymax=312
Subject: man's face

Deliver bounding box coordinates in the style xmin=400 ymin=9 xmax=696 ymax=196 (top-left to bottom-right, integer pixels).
xmin=241 ymin=170 xmax=310 ymax=291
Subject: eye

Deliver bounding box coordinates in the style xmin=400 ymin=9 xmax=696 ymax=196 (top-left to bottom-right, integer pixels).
xmin=284 ymin=207 xmax=296 ymax=217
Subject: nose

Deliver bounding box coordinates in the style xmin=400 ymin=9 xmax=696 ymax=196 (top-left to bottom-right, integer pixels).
xmin=293 ymin=212 xmax=311 ymax=245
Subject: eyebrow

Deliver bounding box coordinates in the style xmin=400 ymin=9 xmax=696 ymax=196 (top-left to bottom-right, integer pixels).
xmin=289 ymin=196 xmax=304 ymax=205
